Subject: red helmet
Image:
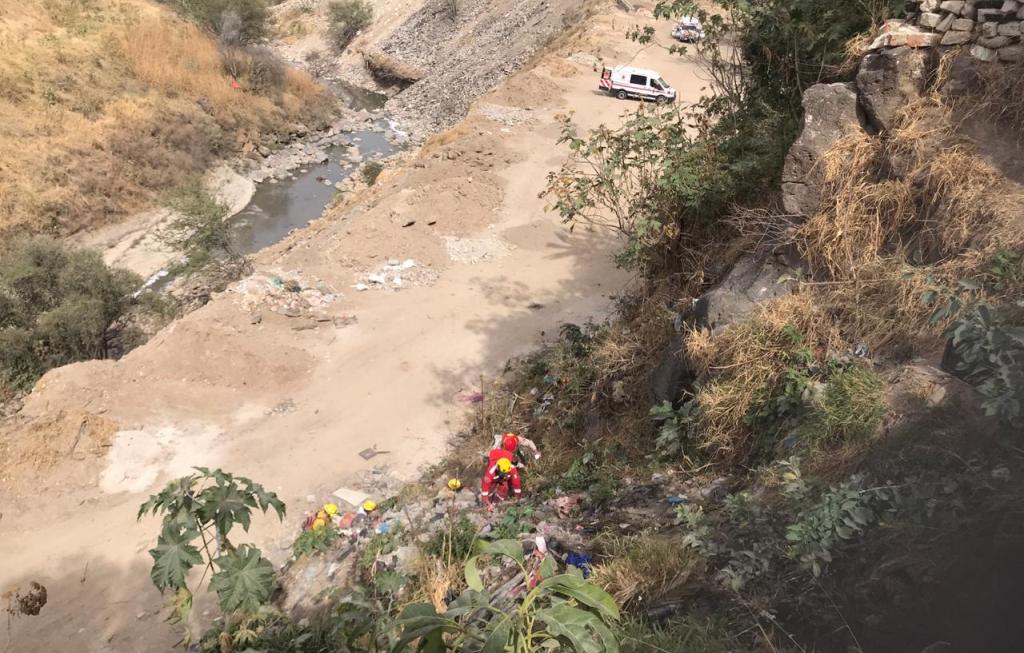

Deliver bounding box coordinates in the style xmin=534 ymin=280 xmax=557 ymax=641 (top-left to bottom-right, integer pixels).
xmin=502 ymin=433 xmax=519 ymax=452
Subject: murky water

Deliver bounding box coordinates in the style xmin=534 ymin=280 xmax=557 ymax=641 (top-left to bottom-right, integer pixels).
xmin=230 ymin=127 xmax=394 ymax=255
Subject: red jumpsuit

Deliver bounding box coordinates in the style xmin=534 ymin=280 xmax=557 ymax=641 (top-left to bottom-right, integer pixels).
xmin=480 ymin=448 xmax=522 ymax=504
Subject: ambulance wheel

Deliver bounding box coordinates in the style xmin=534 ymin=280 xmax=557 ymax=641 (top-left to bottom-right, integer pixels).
xmin=656 ymin=95 xmax=668 ymax=104
xmin=616 ymin=89 xmax=627 ymax=100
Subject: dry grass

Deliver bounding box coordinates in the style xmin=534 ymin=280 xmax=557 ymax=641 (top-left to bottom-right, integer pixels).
xmin=407 ymin=556 xmax=464 ymax=614
xmin=688 ymin=292 xmax=842 ymax=463
xmin=591 ymin=534 xmax=706 ymax=610
xmin=0 ymin=0 xmax=330 ymax=238
xmin=790 ymin=67 xmax=1024 ymax=356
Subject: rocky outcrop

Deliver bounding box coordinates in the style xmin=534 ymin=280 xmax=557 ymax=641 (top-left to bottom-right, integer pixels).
xmin=781 ymin=83 xmax=864 ymax=217
xmin=693 ymin=254 xmax=797 ymax=333
xmin=651 ymin=254 xmax=798 ymax=403
xmin=857 ymin=46 xmax=939 ymax=131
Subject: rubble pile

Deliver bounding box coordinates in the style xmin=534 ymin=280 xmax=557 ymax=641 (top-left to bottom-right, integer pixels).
xmin=232 ymin=271 xmax=340 ymax=319
xmin=881 ymin=0 xmax=1024 ymax=61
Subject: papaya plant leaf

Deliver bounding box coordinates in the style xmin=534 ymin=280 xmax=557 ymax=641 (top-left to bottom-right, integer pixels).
xmin=476 ymin=538 xmax=525 ymax=564
xmin=464 ymin=556 xmax=484 ymax=591
xmin=148 ymin=523 xmax=202 ymax=592
xmin=536 ymin=604 xmax=619 ymax=653
xmin=481 ymin=616 xmax=512 ymax=653
xmin=538 ymin=575 xmax=619 ymax=622
xmin=210 ymin=545 xmax=275 ymax=614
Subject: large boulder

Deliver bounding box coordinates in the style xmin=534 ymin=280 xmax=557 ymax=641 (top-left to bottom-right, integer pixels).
xmin=781 ymin=83 xmax=865 ymax=217
xmin=857 ymin=46 xmax=939 ymax=132
xmin=693 ymin=253 xmax=797 ymax=333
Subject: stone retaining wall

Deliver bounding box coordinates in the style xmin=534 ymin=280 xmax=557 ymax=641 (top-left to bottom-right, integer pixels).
xmin=880 ymin=0 xmax=1024 ymax=62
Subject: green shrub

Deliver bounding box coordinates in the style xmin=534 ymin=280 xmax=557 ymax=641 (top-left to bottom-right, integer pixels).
xmin=360 ymin=160 xmax=383 ymax=186
xmin=0 ymin=238 xmax=140 ymax=393
xmin=160 ymin=0 xmax=268 ymax=44
xmin=949 ymin=303 xmax=1024 ymax=427
xmin=326 ymin=0 xmax=373 ymax=52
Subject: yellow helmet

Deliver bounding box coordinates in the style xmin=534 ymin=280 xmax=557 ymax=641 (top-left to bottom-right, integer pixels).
xmin=496 ymin=458 xmax=513 ymax=474
xmin=323 ymin=503 xmax=339 ymax=515
xmin=362 ymin=500 xmax=378 ymax=513
xmin=447 ymin=478 xmax=463 ymax=491
xmin=316 ymin=510 xmax=327 ymax=521
xmin=312 ymin=518 xmax=326 ymax=530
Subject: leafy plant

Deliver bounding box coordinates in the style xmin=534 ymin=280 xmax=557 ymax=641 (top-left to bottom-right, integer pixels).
xmin=326 ymin=0 xmax=373 ymax=52
xmin=359 ymin=524 xmax=403 ymax=573
xmin=394 ymin=539 xmax=621 ymax=652
xmin=159 ymin=0 xmax=269 ymax=44
xmin=293 ymin=522 xmax=341 ymax=558
xmin=137 ymin=467 xmax=285 ymax=642
xmin=650 ymin=399 xmax=698 ymax=457
xmin=560 ymin=452 xmax=597 ymax=491
xmin=948 ymin=303 xmax=1024 ymax=427
xmin=491 ymin=504 xmax=535 ymax=540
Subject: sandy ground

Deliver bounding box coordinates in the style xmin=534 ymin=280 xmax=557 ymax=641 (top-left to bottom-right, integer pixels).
xmin=0 ymin=5 xmax=709 ymax=651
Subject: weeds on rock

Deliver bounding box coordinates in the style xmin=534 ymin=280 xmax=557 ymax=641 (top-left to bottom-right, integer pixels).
xmin=361 ymin=160 xmax=384 ymax=186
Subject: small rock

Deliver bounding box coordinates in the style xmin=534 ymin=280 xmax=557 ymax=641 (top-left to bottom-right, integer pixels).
xmin=978 ymin=35 xmax=1012 ymax=48
xmin=978 ymin=8 xmax=1006 ymax=21
xmin=999 ymin=44 xmax=1024 ymax=61
xmin=992 ymin=466 xmax=1012 ymax=482
xmin=997 ymin=21 xmax=1021 ymax=36
xmin=354 ymin=283 xmax=370 ymax=291
xmin=941 ymin=29 xmax=974 ymax=44
xmin=951 ymin=18 xmax=975 ymax=30
xmin=919 ymin=12 xmax=943 ymax=28
xmin=970 ymin=44 xmax=998 ymax=61
xmin=939 ymin=0 xmax=964 ymax=13
xmin=936 ymin=12 xmax=956 ymax=31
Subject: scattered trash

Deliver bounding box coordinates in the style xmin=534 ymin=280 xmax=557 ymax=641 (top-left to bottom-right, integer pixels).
xmin=358 ymin=447 xmax=389 ymax=460
xmin=232 ymin=271 xmax=338 ymax=318
xmin=552 ymin=495 xmax=581 ymax=518
xmin=358 ymin=258 xmax=437 ymax=291
xmin=666 ymin=495 xmax=688 ymax=506
xmin=565 ymin=551 xmax=592 ymax=578
xmin=853 ymin=343 xmax=869 ymax=358
xmin=992 ymin=466 xmax=1012 ymax=482
xmin=402 ymin=220 xmax=416 ymax=228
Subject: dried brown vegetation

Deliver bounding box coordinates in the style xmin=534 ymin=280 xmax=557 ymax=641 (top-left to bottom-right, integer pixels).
xmin=0 ymin=0 xmax=331 ymax=238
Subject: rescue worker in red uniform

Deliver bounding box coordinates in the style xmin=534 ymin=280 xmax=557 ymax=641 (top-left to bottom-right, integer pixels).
xmin=480 ymin=448 xmax=522 ymax=510
xmin=492 ymin=432 xmax=541 ymax=468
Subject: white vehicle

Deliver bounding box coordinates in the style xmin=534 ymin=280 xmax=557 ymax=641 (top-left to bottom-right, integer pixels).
xmin=598 ymin=66 xmax=677 ymax=104
xmin=672 ymin=16 xmax=705 ymax=43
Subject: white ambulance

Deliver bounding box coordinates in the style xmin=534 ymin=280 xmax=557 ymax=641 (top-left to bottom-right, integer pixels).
xmin=598 ymin=66 xmax=677 ymax=103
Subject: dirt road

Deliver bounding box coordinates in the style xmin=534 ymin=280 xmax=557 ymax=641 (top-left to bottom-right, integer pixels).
xmin=0 ymin=6 xmax=707 ymax=651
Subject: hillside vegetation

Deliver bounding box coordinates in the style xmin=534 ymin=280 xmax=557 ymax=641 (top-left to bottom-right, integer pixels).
xmin=0 ymin=0 xmax=331 ymax=239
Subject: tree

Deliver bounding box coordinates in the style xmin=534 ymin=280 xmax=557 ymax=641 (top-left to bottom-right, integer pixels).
xmin=159 ymin=177 xmax=252 ymax=286
xmin=326 ymin=0 xmax=373 ymax=52
xmin=137 ymin=468 xmax=285 ymax=643
xmin=0 ymin=238 xmax=140 ymax=394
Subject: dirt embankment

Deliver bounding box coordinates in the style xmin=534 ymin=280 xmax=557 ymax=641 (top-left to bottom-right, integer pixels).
xmin=0 ymin=3 xmax=702 ymax=651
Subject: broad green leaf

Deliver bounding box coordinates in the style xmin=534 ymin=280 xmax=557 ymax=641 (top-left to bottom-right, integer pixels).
xmin=536 ymin=604 xmax=619 ymax=653
xmin=539 ymin=554 xmax=558 ymax=578
xmin=477 ymin=538 xmax=525 ymax=564
xmin=210 ymin=545 xmax=275 ymax=614
xmin=481 ymin=616 xmax=511 ymax=653
xmin=465 ymin=555 xmax=484 ymax=591
xmin=392 ymin=604 xmax=454 ymax=653
xmin=538 ymin=575 xmax=619 ymax=622
xmin=148 ymin=523 xmax=202 ymax=592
